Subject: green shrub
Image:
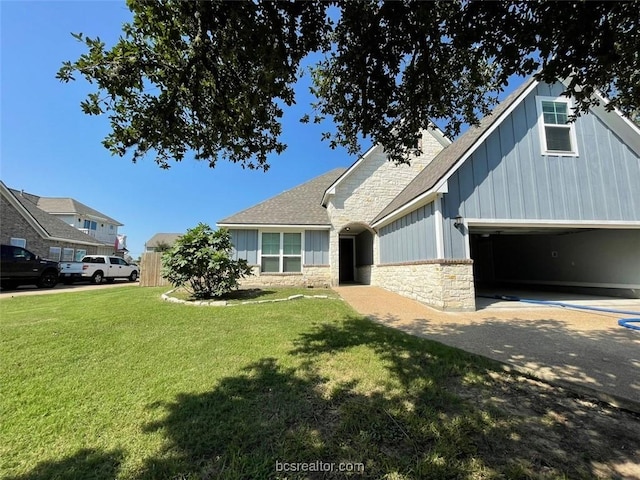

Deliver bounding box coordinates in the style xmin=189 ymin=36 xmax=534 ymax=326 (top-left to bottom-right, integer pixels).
xmin=161 ymin=224 xmax=252 ymax=299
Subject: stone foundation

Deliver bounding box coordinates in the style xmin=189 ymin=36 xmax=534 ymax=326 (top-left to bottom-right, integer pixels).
xmin=240 ymin=265 xmax=331 ymax=288
xmin=371 ymin=260 xmax=476 ymax=311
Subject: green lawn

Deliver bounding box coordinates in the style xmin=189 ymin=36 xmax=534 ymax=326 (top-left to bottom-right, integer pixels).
xmin=1 ymin=286 xmax=636 ymax=479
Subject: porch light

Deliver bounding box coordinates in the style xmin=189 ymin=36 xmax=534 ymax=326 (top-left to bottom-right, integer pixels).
xmin=453 ymin=215 xmax=463 ymax=228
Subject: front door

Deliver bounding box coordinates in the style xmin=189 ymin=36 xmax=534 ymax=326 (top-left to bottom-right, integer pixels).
xmin=339 ymin=237 xmax=355 ymax=283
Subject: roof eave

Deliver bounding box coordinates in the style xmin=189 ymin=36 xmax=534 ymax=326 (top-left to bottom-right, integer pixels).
xmin=372 ymin=189 xmax=441 ymax=228
xmin=321 ymin=144 xmax=382 ymax=206
xmin=217 ymin=223 xmax=331 ymax=230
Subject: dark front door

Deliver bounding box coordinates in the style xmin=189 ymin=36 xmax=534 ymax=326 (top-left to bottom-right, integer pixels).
xmin=339 ymin=237 xmax=355 ymax=283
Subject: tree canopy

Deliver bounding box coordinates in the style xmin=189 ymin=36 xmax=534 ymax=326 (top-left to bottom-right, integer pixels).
xmin=58 ymin=0 xmax=640 ymax=168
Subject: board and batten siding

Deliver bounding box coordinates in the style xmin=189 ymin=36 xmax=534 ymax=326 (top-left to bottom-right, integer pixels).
xmin=441 ymin=81 xmax=640 ymax=258
xmin=379 ymin=202 xmax=438 ymax=263
xmin=304 ymin=230 xmax=329 ymax=265
xmin=229 ymin=229 xmax=258 ymax=264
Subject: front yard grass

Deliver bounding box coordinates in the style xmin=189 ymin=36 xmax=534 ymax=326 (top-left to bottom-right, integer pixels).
xmin=1 ymin=286 xmax=638 ymax=479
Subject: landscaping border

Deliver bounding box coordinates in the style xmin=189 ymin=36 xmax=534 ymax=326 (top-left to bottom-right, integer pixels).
xmin=161 ymin=289 xmax=341 ymax=307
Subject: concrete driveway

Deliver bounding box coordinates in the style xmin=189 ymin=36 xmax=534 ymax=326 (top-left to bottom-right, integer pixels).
xmin=334 ymin=285 xmax=640 ymax=412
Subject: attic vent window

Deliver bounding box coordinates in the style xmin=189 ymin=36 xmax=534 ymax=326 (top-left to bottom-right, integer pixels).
xmin=536 ymin=96 xmax=578 ymax=156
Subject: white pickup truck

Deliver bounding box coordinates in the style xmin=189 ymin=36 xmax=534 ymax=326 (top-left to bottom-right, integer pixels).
xmin=59 ymin=261 xmax=84 ymax=284
xmin=80 ymin=255 xmax=139 ymax=284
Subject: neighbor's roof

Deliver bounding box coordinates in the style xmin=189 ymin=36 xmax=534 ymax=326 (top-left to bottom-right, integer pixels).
xmin=372 ymin=77 xmax=537 ymax=225
xmin=146 ymin=233 xmax=182 ymax=248
xmin=3 ymin=184 xmax=104 ymax=246
xmin=37 ymin=197 xmax=123 ymax=226
xmin=219 ymin=168 xmax=347 ymax=226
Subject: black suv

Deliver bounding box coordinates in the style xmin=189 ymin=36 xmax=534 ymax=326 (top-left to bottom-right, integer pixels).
xmin=0 ymin=244 xmax=60 ymax=290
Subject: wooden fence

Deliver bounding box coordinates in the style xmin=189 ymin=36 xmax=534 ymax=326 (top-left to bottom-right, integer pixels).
xmin=140 ymin=252 xmax=171 ymax=287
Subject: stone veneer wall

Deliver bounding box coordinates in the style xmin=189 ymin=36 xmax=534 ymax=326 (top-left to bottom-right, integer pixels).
xmin=371 ymin=260 xmax=476 ymax=311
xmin=326 ymin=131 xmax=446 ymax=285
xmin=240 ymin=265 xmax=331 ymax=288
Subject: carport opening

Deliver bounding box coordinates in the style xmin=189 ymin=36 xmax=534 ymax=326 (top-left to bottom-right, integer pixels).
xmin=470 ymin=228 xmax=640 ymax=299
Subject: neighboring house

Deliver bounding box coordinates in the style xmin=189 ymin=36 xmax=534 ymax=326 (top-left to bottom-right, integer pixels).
xmin=145 ymin=233 xmax=182 ymax=252
xmin=36 ymin=196 xmax=125 ymax=253
xmin=0 ymin=181 xmax=105 ymax=261
xmin=219 ymin=78 xmax=640 ymax=310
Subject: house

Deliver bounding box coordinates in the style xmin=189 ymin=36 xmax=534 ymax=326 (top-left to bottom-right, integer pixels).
xmin=0 ymin=181 xmax=107 ymax=260
xmin=145 ymin=233 xmax=183 ymax=252
xmin=36 ymin=196 xmax=125 ymax=254
xmin=219 ymin=78 xmax=640 ymax=310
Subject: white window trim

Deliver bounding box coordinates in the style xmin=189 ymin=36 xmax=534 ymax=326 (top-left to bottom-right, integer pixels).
xmin=536 ymin=95 xmax=579 ymax=157
xmin=10 ymin=238 xmax=26 ymax=248
xmin=258 ymin=230 xmax=304 ymax=273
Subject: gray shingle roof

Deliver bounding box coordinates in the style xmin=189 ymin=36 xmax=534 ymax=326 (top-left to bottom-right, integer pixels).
xmin=146 ymin=233 xmax=183 ymax=248
xmin=373 ymin=77 xmax=536 ymax=224
xmin=37 ymin=197 xmax=122 ymax=225
xmin=219 ymin=168 xmax=347 ymax=226
xmin=5 ymin=186 xmax=104 ymax=245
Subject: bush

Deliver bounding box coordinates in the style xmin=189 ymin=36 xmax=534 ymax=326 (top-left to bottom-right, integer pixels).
xmin=161 ymin=224 xmax=252 ymax=299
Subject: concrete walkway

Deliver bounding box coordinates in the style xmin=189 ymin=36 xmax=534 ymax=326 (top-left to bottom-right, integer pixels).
xmin=333 ymin=285 xmax=640 ymax=412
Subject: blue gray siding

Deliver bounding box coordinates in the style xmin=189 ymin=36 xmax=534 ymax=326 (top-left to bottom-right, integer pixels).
xmin=379 ymin=203 xmax=438 ymax=263
xmin=229 ymin=229 xmax=258 ymax=264
xmin=442 ymin=81 xmax=640 ymax=258
xmin=304 ymin=230 xmax=329 ymax=265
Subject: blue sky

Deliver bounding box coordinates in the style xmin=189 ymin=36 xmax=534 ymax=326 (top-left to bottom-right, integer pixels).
xmin=1 ymin=1 xmax=359 ymax=258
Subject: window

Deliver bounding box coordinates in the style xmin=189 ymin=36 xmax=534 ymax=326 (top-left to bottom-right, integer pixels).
xmin=75 ymin=249 xmax=86 ymax=261
xmin=283 ymin=233 xmax=302 ymax=272
xmin=83 ymin=220 xmax=97 ymax=231
xmin=260 ymin=232 xmax=302 ymax=273
xmin=62 ymin=248 xmax=74 ymax=261
xmin=10 ymin=238 xmax=26 ymax=248
xmin=48 ymin=247 xmax=62 ymax=261
xmin=83 ymin=256 xmax=105 ymax=264
xmin=11 ymin=246 xmax=34 ymax=261
xmin=536 ymin=96 xmax=578 ymax=155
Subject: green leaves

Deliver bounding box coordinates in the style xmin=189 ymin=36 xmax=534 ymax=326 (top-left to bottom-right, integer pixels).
xmin=161 ymin=224 xmax=252 ymax=299
xmin=59 ymin=0 xmax=640 ymax=168
xmin=58 ymin=0 xmax=330 ymax=170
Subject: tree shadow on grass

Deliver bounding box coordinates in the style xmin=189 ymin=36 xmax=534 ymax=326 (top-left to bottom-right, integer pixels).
xmin=174 ymin=287 xmax=277 ymax=302
xmin=290 ymin=315 xmax=640 ymax=479
xmin=137 ymin=355 xmax=495 ymax=479
xmin=4 ymin=448 xmax=124 ymax=480
xmin=134 ymin=315 xmax=639 ymax=479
